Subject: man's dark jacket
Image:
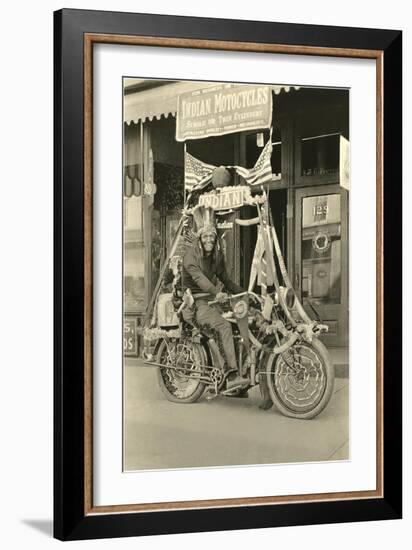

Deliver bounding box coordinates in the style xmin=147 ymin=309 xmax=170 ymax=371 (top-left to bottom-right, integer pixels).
xmin=182 ymin=239 xmax=243 ymax=298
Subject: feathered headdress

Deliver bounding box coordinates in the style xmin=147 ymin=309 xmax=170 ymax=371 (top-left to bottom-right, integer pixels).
xmin=191 ymin=205 xmax=217 ymax=237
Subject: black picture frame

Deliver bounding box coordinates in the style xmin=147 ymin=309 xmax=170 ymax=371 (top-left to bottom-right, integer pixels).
xmin=54 ymin=8 xmax=402 ymax=541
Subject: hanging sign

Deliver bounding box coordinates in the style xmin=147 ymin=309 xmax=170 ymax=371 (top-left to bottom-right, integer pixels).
xmin=197 ymin=185 xmax=265 ymax=211
xmin=217 ymin=221 xmax=234 ymax=229
xmin=123 ymin=317 xmax=139 ymax=357
xmin=312 ymin=231 xmax=331 ymax=254
xmin=176 ymin=84 xmax=272 ymax=141
xmin=340 ymin=135 xmax=350 ymax=191
xmin=199 ymin=186 xmax=246 ymax=210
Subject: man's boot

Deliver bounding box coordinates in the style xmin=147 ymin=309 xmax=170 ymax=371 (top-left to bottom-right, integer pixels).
xmin=225 ymin=386 xmax=250 ymax=398
xmin=226 ymin=372 xmax=250 ymax=390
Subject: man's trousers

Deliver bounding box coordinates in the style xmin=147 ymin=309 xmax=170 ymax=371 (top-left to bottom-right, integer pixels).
xmin=194 ymin=299 xmax=237 ymax=371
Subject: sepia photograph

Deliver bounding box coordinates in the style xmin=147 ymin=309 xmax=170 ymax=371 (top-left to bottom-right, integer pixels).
xmin=52 ymin=7 xmax=402 ymax=540
xmin=122 ymin=78 xmax=350 ymax=471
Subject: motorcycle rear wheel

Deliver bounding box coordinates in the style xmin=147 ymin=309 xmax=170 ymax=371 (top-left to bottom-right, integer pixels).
xmin=156 ymin=338 xmax=207 ymax=403
xmin=266 ymin=337 xmax=334 ymax=419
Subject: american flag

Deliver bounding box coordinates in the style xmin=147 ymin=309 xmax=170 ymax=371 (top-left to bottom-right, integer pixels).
xmin=184 ymin=152 xmax=216 ymax=192
xmin=234 ymin=140 xmax=273 ymax=186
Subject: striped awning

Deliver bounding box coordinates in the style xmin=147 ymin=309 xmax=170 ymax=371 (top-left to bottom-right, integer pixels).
xmin=124 ymin=82 xmax=300 ymax=125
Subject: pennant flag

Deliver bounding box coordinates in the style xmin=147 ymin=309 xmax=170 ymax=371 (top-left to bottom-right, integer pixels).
xmin=234 ymin=139 xmax=273 ymax=187
xmin=249 ymin=229 xmax=265 ymax=292
xmin=184 ymin=152 xmax=216 ymax=192
xmin=248 ymin=228 xmax=274 ymax=293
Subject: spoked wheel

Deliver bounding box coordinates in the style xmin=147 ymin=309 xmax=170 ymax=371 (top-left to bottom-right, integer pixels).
xmin=156 ymin=338 xmax=207 ymax=403
xmin=266 ymin=337 xmax=334 ymax=419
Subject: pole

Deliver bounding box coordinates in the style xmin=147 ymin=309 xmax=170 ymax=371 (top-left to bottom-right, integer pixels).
xmin=143 ymin=214 xmax=187 ymax=328
xmin=183 ymin=141 xmax=187 ymax=205
xmin=256 ymin=202 xmax=297 ymax=327
xmin=268 ymin=209 xmax=312 ymax=324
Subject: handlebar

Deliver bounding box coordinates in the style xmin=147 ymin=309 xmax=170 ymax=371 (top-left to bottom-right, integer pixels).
xmin=208 ymin=291 xmax=262 ymax=306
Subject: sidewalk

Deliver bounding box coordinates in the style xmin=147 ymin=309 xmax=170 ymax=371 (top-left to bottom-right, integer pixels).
xmin=329 ymin=347 xmax=349 ymax=378
xmin=124 ymin=359 xmax=349 ymax=470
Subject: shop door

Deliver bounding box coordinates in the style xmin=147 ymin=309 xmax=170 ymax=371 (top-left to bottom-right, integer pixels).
xmin=294 ymin=185 xmax=348 ymax=347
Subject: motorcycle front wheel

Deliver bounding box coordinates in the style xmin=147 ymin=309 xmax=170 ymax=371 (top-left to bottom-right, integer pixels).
xmin=266 ymin=337 xmax=334 ymax=419
xmin=156 ymin=338 xmax=207 ymax=403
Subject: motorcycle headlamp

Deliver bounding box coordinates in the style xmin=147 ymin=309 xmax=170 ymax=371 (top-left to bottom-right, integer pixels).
xmin=233 ymin=299 xmax=248 ymax=319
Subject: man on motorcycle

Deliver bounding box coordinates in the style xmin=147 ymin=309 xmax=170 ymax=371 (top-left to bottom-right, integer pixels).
xmin=182 ymin=220 xmax=250 ymax=390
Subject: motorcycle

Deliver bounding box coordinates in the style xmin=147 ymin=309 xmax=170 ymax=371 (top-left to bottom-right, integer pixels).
xmin=143 ymin=188 xmax=334 ymax=419
xmin=145 ymin=289 xmax=334 ymax=420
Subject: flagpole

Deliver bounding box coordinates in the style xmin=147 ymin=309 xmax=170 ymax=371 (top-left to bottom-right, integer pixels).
xmin=144 ymin=214 xmax=187 ymax=328
xmin=183 ymin=141 xmax=187 ymax=205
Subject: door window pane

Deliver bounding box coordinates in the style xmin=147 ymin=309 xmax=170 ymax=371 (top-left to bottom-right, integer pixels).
xmin=301 ymin=194 xmax=341 ymax=305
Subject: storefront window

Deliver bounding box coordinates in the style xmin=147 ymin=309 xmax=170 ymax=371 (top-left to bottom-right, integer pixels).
xmin=124 ymin=122 xmax=145 ymax=315
xmin=123 ymin=117 xmax=185 ymax=314
xmin=245 ymin=127 xmax=281 ymax=177
xmin=188 ymin=133 xmax=236 ymax=167
xmin=299 ymin=93 xmax=348 ymax=179
xmin=301 ymin=194 xmax=341 ymax=305
xmin=301 ymin=133 xmax=340 ymax=177
xmin=151 ymin=117 xmax=184 ymax=278
xmin=124 ymin=196 xmax=147 ymax=313
xmin=151 ymin=209 xmax=162 ymax=293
